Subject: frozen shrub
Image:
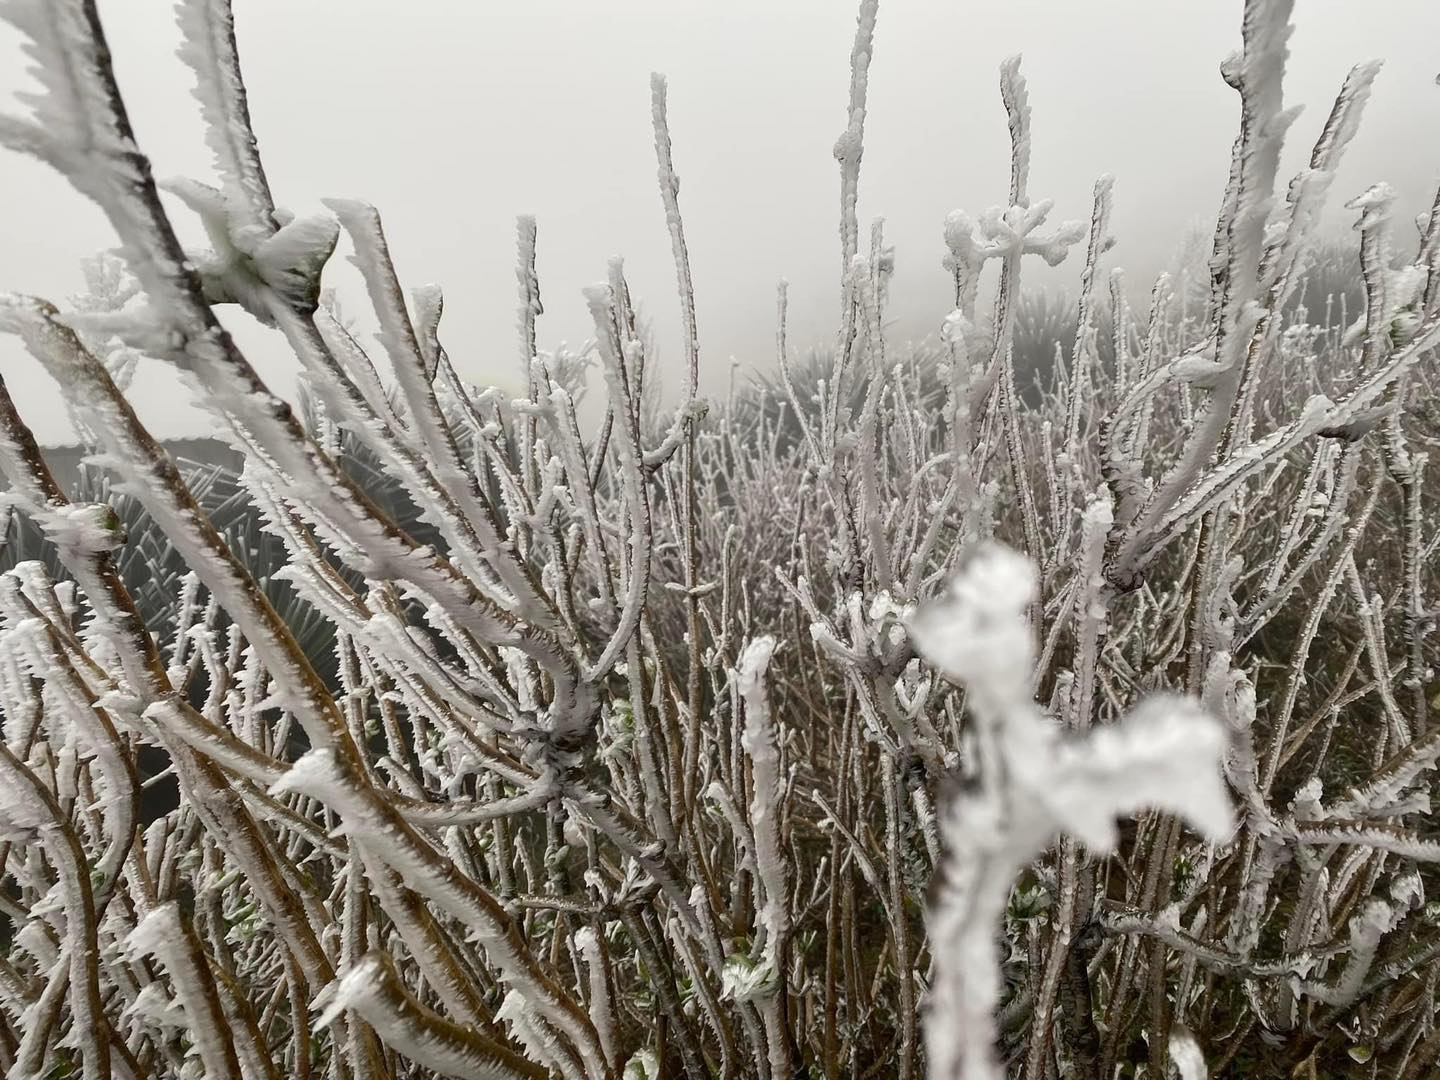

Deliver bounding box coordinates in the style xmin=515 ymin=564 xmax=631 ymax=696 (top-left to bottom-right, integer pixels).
xmin=1 ymin=0 xmax=1439 ymax=1077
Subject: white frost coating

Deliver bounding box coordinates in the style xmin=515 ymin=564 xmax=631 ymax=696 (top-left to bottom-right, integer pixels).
xmin=13 ymin=919 xmax=58 ymax=969
xmin=31 ymin=502 xmax=123 ymax=559
xmin=719 ymin=952 xmax=779 ymax=1003
xmin=907 ymin=545 xmax=1037 ymax=694
xmin=574 ymin=928 xmax=618 ymax=1070
xmin=312 ymin=959 xmax=372 ymax=1032
xmin=121 ymin=982 xmax=188 ymax=1035
xmin=998 ymin=55 xmax=1030 ymax=208
xmin=1 ymin=0 xmax=1436 ymax=1074
xmin=267 ymin=746 xmax=350 ymax=802
xmin=411 ymin=281 xmax=445 ymax=378
xmin=622 ymin=1049 xmax=659 ymax=1080
xmin=124 ymin=901 xmax=243 ymax=1079
xmin=834 ymin=0 xmax=880 ymax=280
xmin=0 ymin=1 xmax=135 ymax=180
xmin=124 ymin=902 xmax=182 ymax=960
xmin=160 ymin=175 xmax=337 ymax=320
xmin=497 ymin=988 xmax=572 ymax=1077
xmin=648 ymin=72 xmax=700 ymax=400
xmin=318 ymin=956 xmax=547 ymax=1080
xmin=737 ymin=636 xmax=788 ymax=957
xmin=915 ymin=545 xmax=1232 ymax=1080
xmin=0 ymin=778 xmax=47 ymax=840
xmin=173 ymin=0 xmax=276 ymax=232
xmin=1167 ymin=1026 xmax=1208 ymax=1080
xmin=1294 ymin=899 xmax=1399 ymax=1006
xmin=273 ymin=749 xmax=606 ymax=1080
xmin=1045 ymin=696 xmax=1233 ymax=849
xmin=736 ymin=634 xmax=796 ymax=1076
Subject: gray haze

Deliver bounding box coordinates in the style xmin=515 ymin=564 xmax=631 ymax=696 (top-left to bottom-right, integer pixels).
xmin=2 ymin=0 xmax=1437 ymax=444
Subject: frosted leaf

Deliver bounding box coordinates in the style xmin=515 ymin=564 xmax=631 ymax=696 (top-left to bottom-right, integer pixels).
xmin=1391 ymin=869 xmax=1424 ymax=910
xmin=162 ymin=176 xmax=336 ymax=316
xmin=32 ymin=502 xmax=123 ymax=556
xmin=719 ymin=953 xmax=779 ymax=1003
xmin=251 ymin=212 xmax=340 ymax=309
xmin=623 ymin=1049 xmax=660 ymax=1080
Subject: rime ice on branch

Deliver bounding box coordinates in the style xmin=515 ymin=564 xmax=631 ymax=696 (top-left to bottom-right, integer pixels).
xmin=2 ymin=0 xmax=1440 ymax=1076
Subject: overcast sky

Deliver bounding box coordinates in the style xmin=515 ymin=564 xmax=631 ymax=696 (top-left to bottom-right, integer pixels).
xmin=2 ymin=0 xmax=1438 ymax=444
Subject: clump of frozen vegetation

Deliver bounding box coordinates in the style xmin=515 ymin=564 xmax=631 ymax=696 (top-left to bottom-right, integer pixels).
xmin=1 ymin=0 xmax=1439 ymax=1076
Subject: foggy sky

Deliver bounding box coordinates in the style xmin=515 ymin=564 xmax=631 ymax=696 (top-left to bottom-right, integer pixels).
xmin=2 ymin=0 xmax=1438 ymax=444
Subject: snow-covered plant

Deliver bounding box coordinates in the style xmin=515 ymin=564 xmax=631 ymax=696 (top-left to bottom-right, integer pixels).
xmin=912 ymin=545 xmax=1232 ymax=1080
xmin=2 ymin=0 xmax=1440 ymax=1077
